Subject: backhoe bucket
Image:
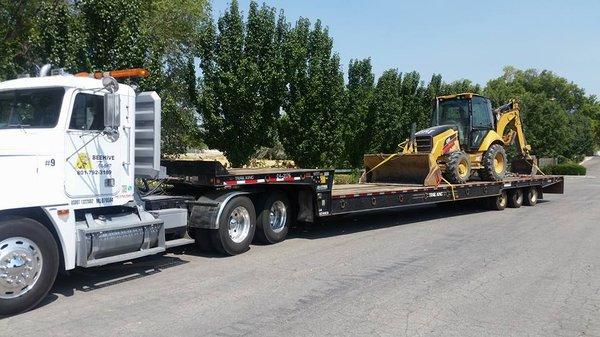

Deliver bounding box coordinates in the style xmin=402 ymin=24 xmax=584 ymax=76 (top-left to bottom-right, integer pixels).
xmin=363 ymin=153 xmax=442 ymax=186
xmin=510 ymin=156 xmax=538 ymax=175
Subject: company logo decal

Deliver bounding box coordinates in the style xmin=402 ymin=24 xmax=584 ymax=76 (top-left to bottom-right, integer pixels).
xmin=75 ymin=153 xmax=92 ymax=170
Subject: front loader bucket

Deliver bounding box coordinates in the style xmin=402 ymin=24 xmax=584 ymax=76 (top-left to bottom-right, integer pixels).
xmin=510 ymin=156 xmax=538 ymax=175
xmin=363 ymin=153 xmax=441 ymax=186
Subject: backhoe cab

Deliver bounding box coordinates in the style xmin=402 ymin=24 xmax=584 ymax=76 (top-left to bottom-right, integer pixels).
xmin=364 ymin=93 xmax=537 ymax=186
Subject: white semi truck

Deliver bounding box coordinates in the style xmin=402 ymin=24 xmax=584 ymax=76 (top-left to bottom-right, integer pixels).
xmin=0 ymin=67 xmax=564 ymax=315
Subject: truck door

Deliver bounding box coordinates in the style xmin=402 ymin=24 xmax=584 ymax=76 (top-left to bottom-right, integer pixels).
xmin=64 ymin=90 xmax=128 ymax=204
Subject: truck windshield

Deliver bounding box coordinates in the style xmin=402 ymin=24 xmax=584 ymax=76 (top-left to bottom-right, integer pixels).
xmin=0 ymin=87 xmax=65 ymax=129
xmin=432 ymin=98 xmax=470 ymax=144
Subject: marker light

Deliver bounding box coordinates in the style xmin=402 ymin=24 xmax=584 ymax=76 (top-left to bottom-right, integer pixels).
xmin=75 ymin=68 xmax=150 ymax=79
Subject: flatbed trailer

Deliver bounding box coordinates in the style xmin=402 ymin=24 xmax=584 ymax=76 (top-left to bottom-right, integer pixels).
xmin=160 ymin=160 xmax=564 ymax=234
xmin=0 ymin=71 xmax=566 ymax=316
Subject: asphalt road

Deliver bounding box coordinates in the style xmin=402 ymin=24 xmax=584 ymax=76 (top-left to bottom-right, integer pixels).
xmin=2 ymin=158 xmax=600 ymax=337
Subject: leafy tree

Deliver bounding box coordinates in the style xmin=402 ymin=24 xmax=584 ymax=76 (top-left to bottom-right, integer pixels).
xmin=567 ymin=112 xmax=595 ymax=158
xmin=484 ymin=66 xmax=600 ymax=158
xmin=419 ymin=74 xmax=443 ymax=128
xmin=280 ymin=19 xmax=345 ymax=167
xmin=0 ymin=0 xmax=46 ymax=79
xmin=199 ymin=0 xmax=288 ymax=166
xmin=440 ymin=79 xmax=481 ymax=95
xmin=368 ymin=69 xmax=404 ymax=153
xmin=400 ymin=71 xmax=428 ymax=133
xmin=78 ymin=0 xmax=146 ymax=70
xmin=32 ymin=1 xmax=85 ymax=72
xmin=343 ymin=58 xmax=375 ymax=167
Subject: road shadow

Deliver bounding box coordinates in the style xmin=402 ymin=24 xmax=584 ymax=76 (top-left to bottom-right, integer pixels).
xmin=33 ymin=251 xmax=191 ymax=312
xmin=287 ymin=199 xmax=548 ymax=241
xmin=29 ymin=198 xmax=548 ymax=313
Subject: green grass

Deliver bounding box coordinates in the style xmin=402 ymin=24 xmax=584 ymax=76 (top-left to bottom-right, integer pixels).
xmin=333 ymin=170 xmax=363 ymax=184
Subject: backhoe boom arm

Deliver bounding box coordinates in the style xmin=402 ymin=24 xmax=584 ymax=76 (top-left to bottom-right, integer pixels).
xmin=495 ymin=101 xmax=531 ymax=157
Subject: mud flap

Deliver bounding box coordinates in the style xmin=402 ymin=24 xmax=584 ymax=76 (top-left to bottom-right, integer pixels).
xmin=364 ymin=153 xmax=442 ymax=186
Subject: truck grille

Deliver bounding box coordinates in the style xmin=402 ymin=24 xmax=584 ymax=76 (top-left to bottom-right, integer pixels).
xmin=415 ymin=136 xmax=432 ymax=153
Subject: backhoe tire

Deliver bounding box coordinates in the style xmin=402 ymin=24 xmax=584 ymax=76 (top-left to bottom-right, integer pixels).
xmin=443 ymin=151 xmax=471 ymax=184
xmin=0 ymin=217 xmax=59 ymax=316
xmin=507 ymin=189 xmax=523 ymax=208
xmin=480 ymin=144 xmax=507 ymax=181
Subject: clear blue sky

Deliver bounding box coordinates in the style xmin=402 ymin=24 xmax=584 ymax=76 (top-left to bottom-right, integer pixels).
xmin=211 ymin=0 xmax=600 ymax=97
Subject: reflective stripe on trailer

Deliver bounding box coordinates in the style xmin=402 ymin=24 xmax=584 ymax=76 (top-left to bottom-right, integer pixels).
xmin=222 ymin=176 xmax=302 ymax=186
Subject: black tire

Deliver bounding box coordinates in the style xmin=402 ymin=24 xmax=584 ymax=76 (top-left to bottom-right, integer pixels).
xmin=488 ymin=190 xmax=507 ymax=210
xmin=507 ymin=189 xmax=523 ymax=208
xmin=443 ymin=151 xmax=471 ymax=184
xmin=480 ymin=144 xmax=507 ymax=181
xmin=524 ymin=187 xmax=539 ymax=206
xmin=189 ymin=228 xmax=214 ymax=252
xmin=210 ymin=196 xmax=256 ymax=256
xmin=0 ymin=217 xmax=59 ymax=316
xmin=255 ymin=192 xmax=292 ymax=244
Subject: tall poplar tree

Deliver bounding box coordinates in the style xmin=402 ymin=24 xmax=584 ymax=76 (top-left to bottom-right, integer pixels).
xmin=343 ymin=58 xmax=375 ymax=167
xmin=280 ymin=19 xmax=345 ymax=167
xmin=199 ymin=0 xmax=288 ymax=166
xmin=368 ymin=69 xmax=404 ymax=153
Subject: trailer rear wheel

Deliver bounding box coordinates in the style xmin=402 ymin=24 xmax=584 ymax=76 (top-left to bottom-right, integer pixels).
xmin=0 ymin=217 xmax=59 ymax=316
xmin=211 ymin=196 xmax=256 ymax=255
xmin=256 ymin=192 xmax=291 ymax=244
xmin=507 ymin=189 xmax=523 ymax=208
xmin=488 ymin=190 xmax=507 ymax=210
xmin=524 ymin=187 xmax=539 ymax=206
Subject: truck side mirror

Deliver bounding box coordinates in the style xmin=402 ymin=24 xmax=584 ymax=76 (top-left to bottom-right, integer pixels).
xmin=104 ymin=93 xmax=120 ymax=129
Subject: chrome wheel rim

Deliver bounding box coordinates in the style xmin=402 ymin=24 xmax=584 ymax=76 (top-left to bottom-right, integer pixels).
xmin=228 ymin=206 xmax=251 ymax=244
xmin=530 ymin=189 xmax=538 ymax=203
xmin=0 ymin=237 xmax=43 ymax=299
xmin=269 ymin=201 xmax=287 ymax=233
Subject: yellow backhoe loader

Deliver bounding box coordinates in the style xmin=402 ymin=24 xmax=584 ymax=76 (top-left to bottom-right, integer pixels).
xmin=364 ymin=93 xmax=536 ymax=186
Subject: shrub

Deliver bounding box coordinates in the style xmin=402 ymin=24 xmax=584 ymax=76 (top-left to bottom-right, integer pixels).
xmin=333 ymin=170 xmax=363 ymax=185
xmin=542 ymin=163 xmax=586 ymax=175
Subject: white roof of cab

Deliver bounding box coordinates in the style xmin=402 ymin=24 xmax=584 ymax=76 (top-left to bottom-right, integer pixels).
xmin=0 ymin=75 xmax=132 ymax=95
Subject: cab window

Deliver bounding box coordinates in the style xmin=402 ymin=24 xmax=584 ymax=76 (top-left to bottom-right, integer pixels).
xmin=472 ymin=96 xmax=493 ymax=128
xmin=0 ymin=88 xmax=64 ymax=129
xmin=69 ymin=93 xmax=104 ymax=131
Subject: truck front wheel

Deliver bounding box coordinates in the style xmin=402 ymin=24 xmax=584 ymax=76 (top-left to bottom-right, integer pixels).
xmin=211 ymin=196 xmax=256 ymax=255
xmin=0 ymin=217 xmax=59 ymax=316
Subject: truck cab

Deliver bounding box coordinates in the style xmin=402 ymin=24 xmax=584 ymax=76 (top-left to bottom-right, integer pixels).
xmin=0 ymin=69 xmax=179 ymax=315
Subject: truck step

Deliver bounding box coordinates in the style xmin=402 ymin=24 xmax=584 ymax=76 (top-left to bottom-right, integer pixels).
xmin=166 ymin=238 xmax=195 ymax=249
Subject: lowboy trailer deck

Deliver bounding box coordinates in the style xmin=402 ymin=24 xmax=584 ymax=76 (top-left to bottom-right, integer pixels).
xmin=161 ymin=159 xmax=564 ymax=233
